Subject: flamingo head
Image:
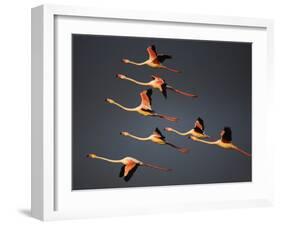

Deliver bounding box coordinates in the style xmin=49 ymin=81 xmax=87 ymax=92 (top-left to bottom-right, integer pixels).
xmin=105 ymin=98 xmax=115 ymax=104
xmin=120 ymin=131 xmax=129 ymax=136
xmin=122 ymin=59 xmax=130 ymax=64
xmin=87 ymin=153 xmax=97 ymax=159
xmin=164 ymin=127 xmax=173 ymax=132
xmin=116 ymin=74 xmax=127 ymax=79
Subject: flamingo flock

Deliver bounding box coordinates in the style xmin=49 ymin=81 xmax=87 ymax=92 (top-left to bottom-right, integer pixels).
xmin=86 ymin=45 xmax=251 ymax=182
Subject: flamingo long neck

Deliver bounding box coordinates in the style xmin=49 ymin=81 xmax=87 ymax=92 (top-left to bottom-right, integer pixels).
xmin=127 ymin=133 xmax=151 ymax=141
xmin=195 ymin=139 xmax=218 ymax=145
xmin=124 ymin=77 xmax=149 ymax=86
xmin=112 ymin=102 xmax=137 ymax=112
xmin=127 ymin=60 xmax=147 ymax=66
xmin=95 ymin=156 xmax=121 ymax=164
xmin=171 ymin=128 xmax=191 ymax=136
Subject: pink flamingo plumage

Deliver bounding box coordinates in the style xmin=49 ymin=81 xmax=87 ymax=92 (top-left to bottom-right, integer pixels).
xmin=190 ymin=127 xmax=251 ymax=157
xmin=120 ymin=128 xmax=189 ymax=154
xmin=105 ymin=89 xmax=178 ymax=122
xmin=122 ymin=45 xmax=181 ymax=73
xmin=117 ymin=74 xmax=197 ymax=99
xmin=87 ymin=153 xmax=171 ymax=182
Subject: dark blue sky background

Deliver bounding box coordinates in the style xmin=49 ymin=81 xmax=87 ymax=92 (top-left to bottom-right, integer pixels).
xmin=72 ymin=34 xmax=252 ymax=190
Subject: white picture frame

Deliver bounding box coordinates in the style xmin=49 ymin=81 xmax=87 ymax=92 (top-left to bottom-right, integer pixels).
xmin=31 ymin=4 xmax=274 ymax=221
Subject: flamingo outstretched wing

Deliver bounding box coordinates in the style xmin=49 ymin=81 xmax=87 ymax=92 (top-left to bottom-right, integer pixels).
xmin=221 ymin=127 xmax=232 ymax=143
xmin=161 ymin=83 xmax=168 ymax=98
xmin=153 ymin=127 xmax=165 ymax=139
xmin=147 ymin=45 xmax=158 ymax=60
xmin=151 ymin=75 xmax=167 ymax=98
xmin=157 ymin=54 xmax=172 ymax=63
xmin=195 ymin=118 xmax=204 ymax=131
xmin=140 ymin=89 xmax=152 ymax=109
xmin=124 ymin=163 xmax=139 ymax=181
xmin=119 ymin=165 xmax=125 ymax=177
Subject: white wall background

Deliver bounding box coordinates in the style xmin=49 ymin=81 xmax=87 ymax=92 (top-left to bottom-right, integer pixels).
xmin=0 ymin=0 xmax=280 ymax=225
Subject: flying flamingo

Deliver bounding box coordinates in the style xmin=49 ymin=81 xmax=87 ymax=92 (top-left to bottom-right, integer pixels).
xmin=87 ymin=153 xmax=171 ymax=182
xmin=165 ymin=117 xmax=209 ymax=139
xmin=116 ymin=74 xmax=197 ymax=99
xmin=120 ymin=128 xmax=188 ymax=154
xmin=105 ymin=89 xmax=178 ymax=122
xmin=122 ymin=45 xmax=180 ymax=73
xmin=190 ymin=127 xmax=251 ymax=157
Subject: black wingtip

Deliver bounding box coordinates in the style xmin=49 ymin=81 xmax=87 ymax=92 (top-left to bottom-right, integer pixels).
xmin=154 ymin=127 xmax=165 ymax=139
xmin=123 ymin=164 xmax=139 ymax=182
xmin=196 ymin=117 xmax=205 ymax=130
xmin=119 ymin=165 xmax=125 ymax=178
xmin=197 ymin=117 xmax=203 ymax=122
xmin=147 ymin=88 xmax=153 ymax=95
xmin=222 ymin=127 xmax=232 ymax=142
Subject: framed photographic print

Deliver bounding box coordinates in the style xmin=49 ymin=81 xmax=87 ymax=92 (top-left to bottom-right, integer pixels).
xmin=31 ymin=4 xmax=274 ymax=221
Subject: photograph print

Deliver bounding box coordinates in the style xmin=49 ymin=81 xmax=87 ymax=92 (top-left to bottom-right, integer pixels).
xmin=72 ymin=34 xmax=252 ymax=190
